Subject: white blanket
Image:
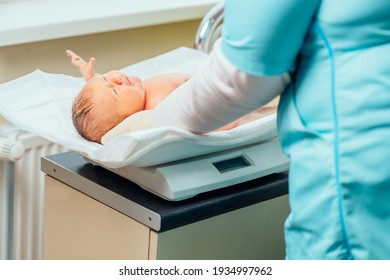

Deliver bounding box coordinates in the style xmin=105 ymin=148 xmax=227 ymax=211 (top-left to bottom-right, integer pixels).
xmin=0 ymin=47 xmax=277 ymax=168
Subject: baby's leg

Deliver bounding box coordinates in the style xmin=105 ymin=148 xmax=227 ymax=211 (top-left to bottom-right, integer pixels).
xmin=235 ymin=106 xmax=277 ymax=127
xmin=219 ymin=97 xmax=279 ymax=130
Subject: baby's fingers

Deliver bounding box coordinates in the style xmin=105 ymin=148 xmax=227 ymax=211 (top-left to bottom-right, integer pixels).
xmin=83 ymin=57 xmax=96 ymax=80
xmin=65 ymin=49 xmax=79 ymax=60
xmin=65 ymin=49 xmax=86 ymax=66
xmin=65 ymin=49 xmax=74 ymax=57
xmin=87 ymin=57 xmax=95 ymax=71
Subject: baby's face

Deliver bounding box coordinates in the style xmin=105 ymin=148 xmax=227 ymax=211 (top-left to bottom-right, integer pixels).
xmin=87 ymin=71 xmax=146 ymax=121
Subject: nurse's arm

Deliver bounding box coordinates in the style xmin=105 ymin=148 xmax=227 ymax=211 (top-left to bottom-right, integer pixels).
xmin=151 ymin=41 xmax=290 ymax=133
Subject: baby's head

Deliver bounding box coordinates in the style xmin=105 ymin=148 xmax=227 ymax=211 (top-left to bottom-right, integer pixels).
xmin=72 ymin=71 xmax=146 ymax=143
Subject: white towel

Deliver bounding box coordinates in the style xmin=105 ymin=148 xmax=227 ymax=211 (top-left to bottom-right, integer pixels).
xmin=0 ymin=47 xmax=277 ymax=168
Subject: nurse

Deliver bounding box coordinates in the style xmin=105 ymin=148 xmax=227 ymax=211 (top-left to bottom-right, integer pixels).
xmin=103 ymin=0 xmax=390 ymax=259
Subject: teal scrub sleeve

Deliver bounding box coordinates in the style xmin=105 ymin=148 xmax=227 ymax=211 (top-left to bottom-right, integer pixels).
xmin=221 ymin=0 xmax=321 ymax=76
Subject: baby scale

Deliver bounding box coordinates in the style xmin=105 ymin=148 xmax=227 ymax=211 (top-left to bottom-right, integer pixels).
xmin=88 ymin=137 xmax=289 ymax=201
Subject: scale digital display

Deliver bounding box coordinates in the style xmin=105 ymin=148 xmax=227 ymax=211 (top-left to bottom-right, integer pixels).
xmin=212 ymin=155 xmax=252 ymax=173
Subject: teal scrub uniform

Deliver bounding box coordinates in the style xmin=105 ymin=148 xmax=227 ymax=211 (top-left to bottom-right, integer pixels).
xmin=221 ymin=0 xmax=390 ymax=259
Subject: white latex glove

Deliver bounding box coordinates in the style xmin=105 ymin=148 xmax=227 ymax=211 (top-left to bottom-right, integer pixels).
xmin=101 ymin=110 xmax=152 ymax=144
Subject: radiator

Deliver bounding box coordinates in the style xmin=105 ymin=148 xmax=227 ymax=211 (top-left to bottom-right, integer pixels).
xmin=0 ymin=159 xmax=13 ymax=260
xmin=0 ymin=125 xmax=66 ymax=259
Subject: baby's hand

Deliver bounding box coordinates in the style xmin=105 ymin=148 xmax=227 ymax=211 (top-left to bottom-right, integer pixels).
xmin=65 ymin=50 xmax=96 ymax=81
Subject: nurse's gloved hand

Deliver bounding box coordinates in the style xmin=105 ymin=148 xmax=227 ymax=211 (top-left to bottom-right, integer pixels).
xmin=101 ymin=110 xmax=152 ymax=144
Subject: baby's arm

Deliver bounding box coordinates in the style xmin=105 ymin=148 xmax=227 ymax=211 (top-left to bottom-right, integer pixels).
xmin=143 ymin=73 xmax=191 ymax=109
xmin=65 ymin=50 xmax=96 ymax=81
xmin=143 ymin=73 xmax=191 ymax=92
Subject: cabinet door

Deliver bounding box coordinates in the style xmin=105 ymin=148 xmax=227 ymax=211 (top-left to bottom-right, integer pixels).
xmin=151 ymin=195 xmax=289 ymax=260
xmin=44 ymin=176 xmax=150 ymax=259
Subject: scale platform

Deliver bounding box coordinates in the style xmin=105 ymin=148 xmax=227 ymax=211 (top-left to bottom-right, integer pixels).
xmin=87 ymin=138 xmax=289 ymax=201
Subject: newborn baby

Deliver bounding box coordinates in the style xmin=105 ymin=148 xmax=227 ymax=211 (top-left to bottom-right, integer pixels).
xmin=67 ymin=50 xmax=277 ymax=144
xmin=67 ymin=50 xmax=195 ymax=143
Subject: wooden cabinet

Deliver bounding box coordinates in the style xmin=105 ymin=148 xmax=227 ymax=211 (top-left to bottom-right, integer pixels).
xmin=44 ymin=176 xmax=289 ymax=260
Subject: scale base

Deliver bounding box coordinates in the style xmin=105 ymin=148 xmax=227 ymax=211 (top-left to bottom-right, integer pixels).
xmin=88 ymin=138 xmax=289 ymax=201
